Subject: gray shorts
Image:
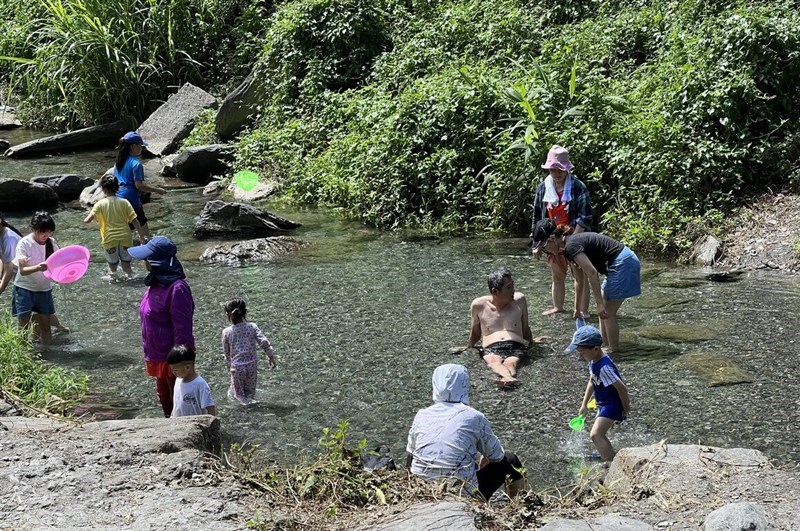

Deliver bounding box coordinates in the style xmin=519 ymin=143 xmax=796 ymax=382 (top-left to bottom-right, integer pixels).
xmin=105 ymin=245 xmax=132 ymax=265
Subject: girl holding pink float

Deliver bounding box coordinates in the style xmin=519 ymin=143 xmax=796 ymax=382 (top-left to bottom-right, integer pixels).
xmin=531 ymin=145 xmax=593 ymax=317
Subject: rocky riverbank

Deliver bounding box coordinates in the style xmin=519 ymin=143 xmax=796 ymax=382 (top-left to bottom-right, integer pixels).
xmin=715 ymin=193 xmax=800 ymax=273
xmin=2 ymin=405 xmax=799 ymax=530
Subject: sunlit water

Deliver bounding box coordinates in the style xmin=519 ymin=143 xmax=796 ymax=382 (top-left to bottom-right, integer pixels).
xmin=2 ymin=128 xmax=799 ymax=489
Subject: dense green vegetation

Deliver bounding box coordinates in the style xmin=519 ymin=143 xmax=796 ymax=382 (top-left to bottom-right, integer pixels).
xmin=0 ymin=313 xmax=87 ymax=414
xmin=3 ymin=0 xmax=800 ymax=255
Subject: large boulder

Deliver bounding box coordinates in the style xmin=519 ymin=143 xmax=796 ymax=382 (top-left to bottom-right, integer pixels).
xmin=193 ymin=200 xmax=301 ymax=239
xmin=0 ymin=178 xmax=59 ymax=211
xmin=199 ymin=237 xmax=305 ymax=265
xmin=137 ymin=83 xmax=216 ymax=156
xmin=538 ymin=516 xmax=653 ymax=530
xmin=164 ymin=144 xmax=236 ymax=183
xmin=363 ymin=501 xmax=476 ymax=531
xmin=4 ymin=120 xmax=129 ymax=158
xmin=30 ymin=174 xmax=94 ymax=202
xmin=215 ymin=71 xmax=263 ymax=139
xmin=704 ymin=502 xmax=769 ymax=531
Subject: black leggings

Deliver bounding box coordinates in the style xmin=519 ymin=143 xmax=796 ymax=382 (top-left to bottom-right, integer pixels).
xmin=476 ymin=451 xmax=524 ymax=500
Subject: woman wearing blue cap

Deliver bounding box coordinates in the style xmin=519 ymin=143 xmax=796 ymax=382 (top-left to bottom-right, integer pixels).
xmin=128 ymin=236 xmax=195 ymax=417
xmin=114 ymin=131 xmax=167 ymax=238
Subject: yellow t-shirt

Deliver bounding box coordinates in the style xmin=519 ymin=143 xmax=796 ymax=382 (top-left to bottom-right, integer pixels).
xmin=90 ymin=196 xmax=137 ymax=248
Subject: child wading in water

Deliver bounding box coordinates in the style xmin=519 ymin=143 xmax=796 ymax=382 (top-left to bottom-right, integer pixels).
xmin=167 ymin=345 xmax=216 ymax=417
xmin=84 ymin=174 xmax=146 ymax=280
xmin=565 ymin=324 xmax=630 ymax=462
xmin=12 ymin=211 xmax=61 ymax=344
xmin=222 ymin=298 xmax=276 ymax=405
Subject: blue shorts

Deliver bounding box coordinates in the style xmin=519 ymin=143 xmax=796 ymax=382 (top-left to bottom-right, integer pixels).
xmin=598 ymin=402 xmax=625 ymax=422
xmin=12 ymin=286 xmax=56 ymax=318
xmin=602 ymin=246 xmax=641 ymax=301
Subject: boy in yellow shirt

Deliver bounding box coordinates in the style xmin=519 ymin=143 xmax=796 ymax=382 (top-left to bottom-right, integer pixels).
xmin=84 ymin=174 xmax=146 ymax=280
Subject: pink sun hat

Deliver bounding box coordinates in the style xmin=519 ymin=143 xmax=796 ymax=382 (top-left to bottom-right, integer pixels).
xmin=541 ymin=145 xmax=574 ymax=172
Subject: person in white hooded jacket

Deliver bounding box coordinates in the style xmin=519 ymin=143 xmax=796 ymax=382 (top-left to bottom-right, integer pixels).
xmin=406 ymin=364 xmax=525 ymax=500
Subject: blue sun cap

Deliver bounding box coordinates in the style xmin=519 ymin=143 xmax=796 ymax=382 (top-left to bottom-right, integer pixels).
xmin=565 ymin=325 xmax=603 ymax=353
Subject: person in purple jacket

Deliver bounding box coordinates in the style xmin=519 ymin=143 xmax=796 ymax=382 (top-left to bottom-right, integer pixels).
xmin=128 ymin=236 xmax=195 ymax=417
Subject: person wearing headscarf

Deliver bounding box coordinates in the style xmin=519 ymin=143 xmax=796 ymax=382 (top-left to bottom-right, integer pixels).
xmin=531 ymin=145 xmax=593 ymax=317
xmin=128 ymin=236 xmax=195 ymax=416
xmin=406 ymin=364 xmax=525 ymax=500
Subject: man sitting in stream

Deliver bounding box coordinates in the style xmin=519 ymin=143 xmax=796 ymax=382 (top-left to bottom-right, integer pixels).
xmin=468 ymin=266 xmax=532 ymax=386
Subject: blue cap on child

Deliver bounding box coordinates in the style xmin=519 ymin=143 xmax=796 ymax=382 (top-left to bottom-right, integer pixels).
xmin=565 ymin=325 xmax=603 ymax=353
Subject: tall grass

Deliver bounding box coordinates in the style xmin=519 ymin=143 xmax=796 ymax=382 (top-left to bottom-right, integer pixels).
xmin=0 ymin=312 xmax=87 ymax=415
xmin=0 ymin=0 xmax=210 ymax=128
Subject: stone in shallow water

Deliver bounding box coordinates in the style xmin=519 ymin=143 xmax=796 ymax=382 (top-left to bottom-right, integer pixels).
xmin=640 ymin=266 xmax=667 ymax=282
xmin=612 ymin=333 xmax=682 ymax=361
xmin=635 ymin=295 xmax=692 ymax=310
xmin=657 ymin=278 xmax=705 ymax=289
xmin=636 ymin=324 xmax=722 ymax=342
xmin=676 ymin=351 xmax=754 ymax=387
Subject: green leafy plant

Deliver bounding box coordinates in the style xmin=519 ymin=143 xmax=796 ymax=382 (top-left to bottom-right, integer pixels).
xmin=0 ymin=312 xmax=88 ymax=414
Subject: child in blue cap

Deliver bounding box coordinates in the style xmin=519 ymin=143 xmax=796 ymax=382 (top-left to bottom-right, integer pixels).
xmin=566 ymin=324 xmax=630 ymax=461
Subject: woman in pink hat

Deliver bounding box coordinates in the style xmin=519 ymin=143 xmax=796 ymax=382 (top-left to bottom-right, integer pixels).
xmin=531 ymin=145 xmax=593 ymax=317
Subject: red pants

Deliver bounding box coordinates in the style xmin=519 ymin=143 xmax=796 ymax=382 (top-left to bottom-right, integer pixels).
xmin=147 ymin=361 xmax=176 ymax=417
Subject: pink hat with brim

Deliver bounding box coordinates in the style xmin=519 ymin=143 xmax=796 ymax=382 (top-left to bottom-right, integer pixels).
xmin=542 ymin=145 xmax=574 ymax=171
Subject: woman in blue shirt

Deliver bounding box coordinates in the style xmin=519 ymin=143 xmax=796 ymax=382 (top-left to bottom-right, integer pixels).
xmin=114 ymin=131 xmax=166 ymax=238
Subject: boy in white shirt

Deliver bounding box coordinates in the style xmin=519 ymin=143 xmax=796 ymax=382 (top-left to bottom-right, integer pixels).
xmin=167 ymin=345 xmax=216 ymax=417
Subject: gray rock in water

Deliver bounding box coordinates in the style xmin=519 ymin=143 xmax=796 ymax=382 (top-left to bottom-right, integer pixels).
xmin=79 ymin=179 xmax=104 ymax=208
xmin=31 ymin=174 xmax=94 ymax=202
xmin=705 ymin=269 xmax=745 ymax=282
xmin=137 ymin=83 xmax=216 ymax=156
xmin=166 ymin=144 xmax=236 ymax=183
xmin=538 ymin=516 xmax=653 ymax=530
xmin=199 ymin=237 xmax=305 ymax=265
xmin=203 ymin=179 xmax=227 ymax=195
xmin=0 ymin=107 xmax=22 ymax=130
xmin=4 ymin=120 xmax=130 ymax=158
xmin=364 ymin=501 xmax=476 ymax=531
xmin=704 ymin=502 xmax=769 ymax=531
xmin=693 ymin=235 xmax=721 ymax=266
xmin=215 ymin=70 xmax=264 ymax=139
xmin=231 ymin=180 xmax=277 ymax=203
xmin=0 ymin=139 xmax=9 ymax=151
xmin=193 ymin=200 xmax=301 ymax=239
xmin=0 ymin=178 xmax=59 ymax=211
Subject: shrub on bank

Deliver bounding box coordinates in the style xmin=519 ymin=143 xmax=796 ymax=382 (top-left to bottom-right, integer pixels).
xmin=0 ymin=313 xmax=87 ymax=414
xmin=235 ymin=0 xmax=800 ymax=256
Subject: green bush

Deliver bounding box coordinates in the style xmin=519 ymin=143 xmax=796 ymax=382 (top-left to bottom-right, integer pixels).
xmin=0 ymin=313 xmax=87 ymax=414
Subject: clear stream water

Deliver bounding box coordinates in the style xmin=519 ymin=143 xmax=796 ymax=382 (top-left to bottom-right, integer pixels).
xmin=2 ymin=128 xmax=799 ymax=489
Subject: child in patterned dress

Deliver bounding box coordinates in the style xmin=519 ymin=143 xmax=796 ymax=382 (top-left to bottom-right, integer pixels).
xmin=222 ymin=298 xmax=276 ymax=405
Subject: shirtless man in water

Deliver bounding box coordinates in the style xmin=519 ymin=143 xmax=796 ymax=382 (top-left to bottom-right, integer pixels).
xmin=468 ymin=267 xmax=532 ymax=386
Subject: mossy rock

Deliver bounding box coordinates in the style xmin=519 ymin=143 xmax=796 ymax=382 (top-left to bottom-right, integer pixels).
xmin=611 ymin=332 xmax=682 ymax=361
xmin=636 ymin=324 xmax=721 ymax=342
xmin=635 ymin=295 xmax=693 ymax=310
xmin=676 ymin=352 xmax=755 ymax=386
xmin=657 ymin=278 xmax=705 ymax=289
xmin=640 ymin=266 xmax=668 ymax=282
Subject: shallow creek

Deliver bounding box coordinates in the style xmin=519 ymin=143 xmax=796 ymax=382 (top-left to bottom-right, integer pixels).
xmin=2 ymin=128 xmax=799 ymax=489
